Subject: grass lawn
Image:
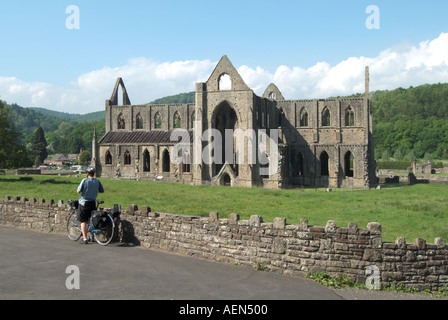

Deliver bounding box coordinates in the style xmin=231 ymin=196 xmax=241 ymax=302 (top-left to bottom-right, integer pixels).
xmin=1 ymin=174 xmax=447 ymax=243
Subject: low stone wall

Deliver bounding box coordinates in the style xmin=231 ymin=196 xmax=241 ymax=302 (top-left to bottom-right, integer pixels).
xmin=16 ymin=169 xmax=41 ymax=175
xmin=378 ymin=171 xmax=448 ymax=185
xmin=1 ymin=195 xmax=448 ymax=292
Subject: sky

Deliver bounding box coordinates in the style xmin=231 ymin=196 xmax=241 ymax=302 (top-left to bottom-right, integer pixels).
xmin=0 ymin=0 xmax=447 ymax=114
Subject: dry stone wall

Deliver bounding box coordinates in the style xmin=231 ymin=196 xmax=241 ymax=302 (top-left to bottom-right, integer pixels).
xmin=1 ymin=195 xmax=448 ymax=292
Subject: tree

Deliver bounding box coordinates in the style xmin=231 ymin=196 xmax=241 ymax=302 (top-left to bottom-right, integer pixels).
xmin=31 ymin=127 xmax=48 ymax=165
xmin=0 ymin=100 xmax=33 ymax=168
xmin=393 ymin=150 xmax=403 ymax=161
xmin=405 ymin=151 xmax=416 ymax=162
xmin=78 ymin=150 xmax=91 ymax=166
xmin=381 ymin=150 xmax=390 ymax=161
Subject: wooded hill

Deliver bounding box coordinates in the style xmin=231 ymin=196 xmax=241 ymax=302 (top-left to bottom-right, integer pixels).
xmin=6 ymin=103 xmax=105 ymax=155
xmin=4 ymin=82 xmax=448 ymax=163
xmin=371 ymin=83 xmax=448 ymax=160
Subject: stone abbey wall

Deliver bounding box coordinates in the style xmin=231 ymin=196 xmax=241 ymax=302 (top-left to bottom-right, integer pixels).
xmin=1 ymin=195 xmax=447 ymax=292
xmin=96 ymin=57 xmax=377 ymax=190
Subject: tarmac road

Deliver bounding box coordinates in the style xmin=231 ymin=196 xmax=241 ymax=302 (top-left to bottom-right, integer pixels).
xmin=0 ymin=226 xmax=445 ymax=304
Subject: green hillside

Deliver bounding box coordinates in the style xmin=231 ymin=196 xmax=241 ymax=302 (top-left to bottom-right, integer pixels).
xmin=29 ymin=107 xmax=105 ymax=123
xmin=149 ymin=92 xmax=195 ymax=104
xmin=6 ymin=103 xmax=105 ymax=155
xmin=371 ymin=83 xmax=448 ymax=160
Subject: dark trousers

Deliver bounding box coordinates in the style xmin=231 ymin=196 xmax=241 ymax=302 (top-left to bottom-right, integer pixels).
xmin=77 ymin=201 xmax=97 ymax=223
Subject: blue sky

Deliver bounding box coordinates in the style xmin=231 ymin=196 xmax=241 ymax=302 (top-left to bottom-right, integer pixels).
xmin=0 ymin=1 xmax=447 ymax=114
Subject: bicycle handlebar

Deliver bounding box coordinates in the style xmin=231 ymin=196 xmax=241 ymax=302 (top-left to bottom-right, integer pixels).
xmin=67 ymin=200 xmax=121 ymax=217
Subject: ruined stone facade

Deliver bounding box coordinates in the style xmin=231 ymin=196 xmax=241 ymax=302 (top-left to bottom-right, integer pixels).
xmin=94 ymin=56 xmax=377 ymax=189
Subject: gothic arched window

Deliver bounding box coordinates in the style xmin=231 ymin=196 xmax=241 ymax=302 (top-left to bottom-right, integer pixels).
xmin=191 ymin=112 xmax=196 ymax=129
xmin=300 ymin=108 xmax=309 ymax=127
xmin=136 ymin=113 xmax=143 ymax=130
xmin=345 ymin=106 xmax=355 ymax=127
xmin=322 ymin=108 xmax=331 ymax=127
xmin=118 ymin=113 xmax=126 ymax=130
xmin=218 ymin=73 xmax=232 ymax=90
xmin=105 ymin=151 xmax=112 ymax=165
xmin=173 ymin=111 xmax=181 ymax=129
xmin=297 ymin=152 xmax=304 ymax=176
xmin=344 ymin=151 xmax=354 ymax=177
xmin=143 ymin=149 xmax=150 ymax=172
xmin=320 ymin=151 xmax=329 ymax=176
xmin=124 ymin=150 xmax=131 ymax=165
xmin=182 ymin=150 xmax=191 ymax=173
xmin=162 ymin=149 xmax=170 ymax=172
xmin=154 ymin=112 xmax=162 ymax=129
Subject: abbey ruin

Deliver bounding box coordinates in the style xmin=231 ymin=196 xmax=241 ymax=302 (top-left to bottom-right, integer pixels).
xmin=92 ymin=56 xmax=377 ymax=189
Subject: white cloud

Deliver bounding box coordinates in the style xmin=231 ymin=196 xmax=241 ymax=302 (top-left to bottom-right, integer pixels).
xmin=1 ymin=32 xmax=447 ymax=114
xmin=0 ymin=58 xmax=216 ymax=114
xmin=241 ymin=32 xmax=448 ymax=99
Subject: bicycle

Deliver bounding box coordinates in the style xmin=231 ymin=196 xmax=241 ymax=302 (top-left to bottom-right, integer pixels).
xmin=66 ymin=200 xmax=121 ymax=246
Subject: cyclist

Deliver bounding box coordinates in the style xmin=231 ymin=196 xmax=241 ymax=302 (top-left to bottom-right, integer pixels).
xmin=76 ymin=167 xmax=104 ymax=244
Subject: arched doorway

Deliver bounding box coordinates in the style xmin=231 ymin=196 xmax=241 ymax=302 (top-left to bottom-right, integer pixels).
xmin=221 ymin=173 xmax=231 ymax=186
xmin=213 ymin=102 xmax=238 ymax=176
xmin=162 ymin=149 xmax=170 ymax=173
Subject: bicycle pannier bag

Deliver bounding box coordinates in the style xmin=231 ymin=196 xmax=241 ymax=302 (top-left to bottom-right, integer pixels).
xmin=92 ymin=211 xmax=107 ymax=229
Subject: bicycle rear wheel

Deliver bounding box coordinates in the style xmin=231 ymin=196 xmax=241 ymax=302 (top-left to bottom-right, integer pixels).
xmin=66 ymin=212 xmax=82 ymax=241
xmin=94 ymin=214 xmax=115 ymax=246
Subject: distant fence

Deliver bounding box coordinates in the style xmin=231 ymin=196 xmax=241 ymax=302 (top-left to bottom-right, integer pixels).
xmin=16 ymin=169 xmax=41 ymax=175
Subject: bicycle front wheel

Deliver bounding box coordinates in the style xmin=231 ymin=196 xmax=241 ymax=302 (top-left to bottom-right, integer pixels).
xmin=66 ymin=212 xmax=82 ymax=241
xmin=94 ymin=214 xmax=115 ymax=246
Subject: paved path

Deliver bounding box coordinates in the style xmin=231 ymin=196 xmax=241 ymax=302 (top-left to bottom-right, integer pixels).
xmin=0 ymin=226 xmax=444 ymax=303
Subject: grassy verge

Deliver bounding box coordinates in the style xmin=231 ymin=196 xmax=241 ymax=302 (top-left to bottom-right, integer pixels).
xmin=1 ymin=175 xmax=447 ymax=242
xmin=305 ymin=271 xmax=448 ymax=298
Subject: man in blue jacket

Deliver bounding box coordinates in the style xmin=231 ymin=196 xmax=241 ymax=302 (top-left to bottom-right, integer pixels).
xmin=77 ymin=167 xmax=104 ymax=244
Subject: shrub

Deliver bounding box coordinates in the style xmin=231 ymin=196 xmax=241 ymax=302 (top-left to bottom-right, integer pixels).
xmin=376 ymin=161 xmax=411 ymax=170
